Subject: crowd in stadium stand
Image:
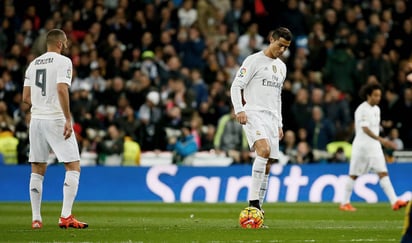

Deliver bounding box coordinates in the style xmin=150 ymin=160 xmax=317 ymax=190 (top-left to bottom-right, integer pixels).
xmin=0 ymin=0 xmax=412 ymax=165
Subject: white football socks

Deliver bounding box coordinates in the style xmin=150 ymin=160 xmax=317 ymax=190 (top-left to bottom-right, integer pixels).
xmin=30 ymin=173 xmax=44 ymax=222
xmin=342 ymin=177 xmax=355 ymax=205
xmin=379 ymin=176 xmax=397 ymax=205
xmin=259 ymin=174 xmax=269 ymax=208
xmin=249 ymin=156 xmax=267 ymax=201
xmin=61 ymin=171 xmax=80 ymax=218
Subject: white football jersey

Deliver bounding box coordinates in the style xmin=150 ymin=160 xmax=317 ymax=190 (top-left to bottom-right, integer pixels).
xmin=24 ymin=52 xmax=72 ymax=119
xmin=230 ymin=51 xmax=286 ymax=127
xmin=352 ymin=101 xmax=381 ymax=152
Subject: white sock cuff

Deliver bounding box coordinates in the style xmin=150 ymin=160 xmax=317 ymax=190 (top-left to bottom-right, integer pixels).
xmin=31 ymin=173 xmax=44 ymax=181
xmin=379 ymin=175 xmax=390 ymax=184
xmin=254 ymin=156 xmax=268 ymax=166
xmin=65 ymin=171 xmax=80 ymax=180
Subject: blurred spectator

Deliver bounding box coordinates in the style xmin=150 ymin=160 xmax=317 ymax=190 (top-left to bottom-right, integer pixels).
xmin=289 ymin=141 xmax=315 ymax=164
xmin=165 ymin=76 xmax=196 ymax=121
xmin=177 ymin=0 xmax=197 ymax=28
xmin=200 ymin=124 xmax=216 ymax=151
xmin=306 ymin=105 xmax=336 ymax=151
xmin=329 ymin=146 xmax=348 ymax=163
xmin=291 ymin=88 xmax=312 ymax=130
xmin=115 ymin=105 xmax=139 ymax=141
xmin=237 ymin=22 xmax=264 ymax=60
xmin=224 ymin=0 xmax=244 ymax=35
xmin=280 ymin=130 xmax=297 ymax=164
xmin=122 ymin=135 xmax=141 ymax=166
xmin=360 ymin=42 xmax=394 ymax=88
xmin=137 ymin=91 xmax=166 ymax=151
xmin=0 ymin=123 xmax=18 ymax=165
xmin=167 ymin=122 xmax=198 ymax=165
xmin=189 ymin=113 xmax=203 ymax=148
xmin=323 ymin=86 xmax=352 ymax=139
xmin=322 ymin=38 xmax=359 ymax=97
xmin=178 ymin=26 xmax=206 ymax=70
xmin=395 ymin=86 xmax=412 ymax=148
xmin=140 ymin=50 xmax=159 ymax=84
xmin=0 ymin=101 xmax=14 ymax=130
xmin=97 ymin=124 xmax=124 ymax=166
xmin=189 ymin=68 xmax=208 ymax=109
xmin=307 ymin=20 xmax=327 ymax=71
xmin=381 ymin=87 xmax=401 ymax=133
xmin=213 ymin=108 xmax=249 ymax=164
xmin=384 ymin=127 xmax=404 ymax=163
xmin=30 ymin=18 xmax=55 ymax=56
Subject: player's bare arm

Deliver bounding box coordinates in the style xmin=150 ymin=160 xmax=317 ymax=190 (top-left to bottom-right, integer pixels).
xmin=362 ymin=126 xmax=396 ymax=149
xmin=57 ymin=82 xmax=72 ymax=139
xmin=22 ymin=86 xmax=32 ymax=107
xmin=278 ymin=127 xmax=284 ymax=140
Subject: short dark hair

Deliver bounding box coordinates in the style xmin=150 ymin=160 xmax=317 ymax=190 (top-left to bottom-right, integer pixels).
xmin=271 ymin=27 xmax=293 ymax=41
xmin=360 ymin=82 xmax=382 ymax=100
xmin=46 ymin=29 xmax=66 ymax=45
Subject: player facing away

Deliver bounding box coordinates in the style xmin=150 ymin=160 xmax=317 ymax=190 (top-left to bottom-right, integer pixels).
xmin=230 ymin=27 xmax=292 ymax=220
xmin=340 ymin=83 xmax=407 ymax=212
xmin=22 ymin=29 xmax=88 ymax=229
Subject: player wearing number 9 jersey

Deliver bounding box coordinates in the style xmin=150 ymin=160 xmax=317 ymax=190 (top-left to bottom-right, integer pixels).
xmin=22 ymin=29 xmax=88 ymax=229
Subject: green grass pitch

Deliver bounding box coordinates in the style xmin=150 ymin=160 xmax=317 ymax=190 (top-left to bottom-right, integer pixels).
xmin=0 ymin=202 xmax=405 ymax=242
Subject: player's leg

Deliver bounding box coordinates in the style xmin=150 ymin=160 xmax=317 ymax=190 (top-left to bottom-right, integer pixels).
xmin=28 ymin=119 xmax=50 ymax=229
xmin=61 ymin=161 xmax=81 ymax=219
xmin=401 ymin=201 xmax=412 ymax=243
xmin=47 ymin=119 xmax=87 ymax=228
xmin=259 ymin=158 xmax=277 ymax=210
xmin=340 ymin=151 xmax=366 ymax=211
xmin=374 ymin=154 xmax=407 ymax=210
xmin=243 ymin=111 xmax=269 ymax=210
xmin=58 ymin=161 xmax=87 ymax=228
xmin=30 ymin=163 xmax=47 ymax=229
xmin=249 ymin=139 xmax=270 ymax=210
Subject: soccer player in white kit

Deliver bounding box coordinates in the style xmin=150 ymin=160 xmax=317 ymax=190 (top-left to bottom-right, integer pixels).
xmin=22 ymin=29 xmax=88 ymax=229
xmin=230 ymin=27 xmax=292 ymax=218
xmin=340 ymin=82 xmax=407 ymax=211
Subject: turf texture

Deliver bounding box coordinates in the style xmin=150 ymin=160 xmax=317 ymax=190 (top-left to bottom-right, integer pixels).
xmin=0 ymin=202 xmax=405 ymax=242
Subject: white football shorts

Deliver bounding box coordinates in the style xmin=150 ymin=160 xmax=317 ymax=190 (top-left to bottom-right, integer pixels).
xmin=243 ymin=110 xmax=280 ymax=159
xmin=349 ymin=147 xmax=387 ymax=175
xmin=29 ymin=118 xmax=80 ymax=163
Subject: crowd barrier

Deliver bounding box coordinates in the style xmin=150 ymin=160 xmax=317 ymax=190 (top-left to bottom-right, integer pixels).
xmin=1 ymin=163 xmax=411 ymax=203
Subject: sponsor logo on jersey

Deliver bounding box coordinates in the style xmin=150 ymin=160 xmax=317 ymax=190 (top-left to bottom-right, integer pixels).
xmin=238 ymin=67 xmax=246 ymax=77
xmin=262 ymin=78 xmax=282 ymax=88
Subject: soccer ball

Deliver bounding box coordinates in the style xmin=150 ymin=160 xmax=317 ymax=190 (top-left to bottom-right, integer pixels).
xmin=239 ymin=206 xmax=264 ymax=228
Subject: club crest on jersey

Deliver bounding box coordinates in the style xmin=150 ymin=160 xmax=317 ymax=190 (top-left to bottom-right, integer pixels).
xmin=256 ymin=130 xmax=261 ymax=135
xmin=272 ymin=65 xmax=277 ymax=74
xmin=238 ymin=67 xmax=246 ymax=78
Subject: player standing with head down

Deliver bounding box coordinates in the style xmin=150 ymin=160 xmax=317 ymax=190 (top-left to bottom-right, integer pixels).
xmin=23 ymin=29 xmax=88 ymax=229
xmin=230 ymin=27 xmax=292 ymax=220
xmin=339 ymin=82 xmax=407 ymax=212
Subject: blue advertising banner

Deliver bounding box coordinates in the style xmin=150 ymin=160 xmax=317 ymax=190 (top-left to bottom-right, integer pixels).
xmin=1 ymin=164 xmax=411 ymax=202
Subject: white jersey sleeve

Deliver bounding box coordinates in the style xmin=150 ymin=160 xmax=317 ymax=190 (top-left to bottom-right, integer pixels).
xmin=24 ymin=52 xmax=73 ymax=119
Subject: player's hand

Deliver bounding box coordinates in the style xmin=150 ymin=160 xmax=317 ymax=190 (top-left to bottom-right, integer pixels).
xmin=235 ymin=111 xmax=247 ymax=125
xmin=379 ymin=137 xmax=397 ymax=149
xmin=278 ymin=128 xmax=284 ymax=140
xmin=63 ymin=120 xmax=73 ymax=140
